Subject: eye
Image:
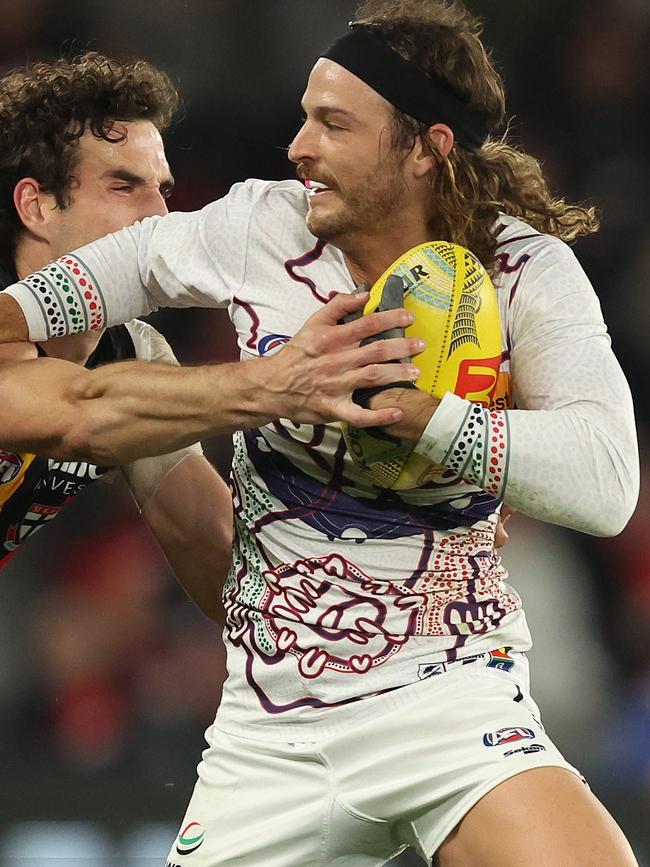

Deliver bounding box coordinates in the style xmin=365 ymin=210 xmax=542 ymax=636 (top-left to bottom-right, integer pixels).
xmin=112 ymin=184 xmax=134 ymax=194
xmin=324 ymin=121 xmax=345 ymax=132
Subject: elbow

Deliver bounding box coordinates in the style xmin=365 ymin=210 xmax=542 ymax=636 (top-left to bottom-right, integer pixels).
xmin=584 ymin=488 xmax=639 ymax=538
xmin=577 ymin=421 xmax=640 ymax=537
xmin=577 ymin=461 xmax=639 ymax=538
xmin=591 ymin=443 xmax=640 ymax=538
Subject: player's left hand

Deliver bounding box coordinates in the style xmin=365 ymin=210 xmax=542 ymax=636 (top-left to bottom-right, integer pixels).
xmin=368 ymin=387 xmax=438 ymax=442
xmin=495 ymin=505 xmax=514 ymax=548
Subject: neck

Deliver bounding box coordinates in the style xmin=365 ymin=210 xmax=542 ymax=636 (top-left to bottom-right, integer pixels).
xmin=340 ymin=221 xmax=435 ymax=287
xmin=14 ymin=234 xmax=50 ymax=281
xmin=15 ymin=235 xmax=103 ymax=365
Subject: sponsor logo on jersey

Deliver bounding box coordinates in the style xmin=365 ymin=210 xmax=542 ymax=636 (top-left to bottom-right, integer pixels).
xmin=0 ymin=451 xmax=23 ymax=484
xmin=258 ymin=333 xmax=290 ymax=355
xmin=503 ymin=743 xmax=546 ymax=758
xmin=176 ymin=821 xmax=205 ymax=855
xmin=483 ymin=726 xmax=535 ymax=747
xmin=166 ymin=862 xmax=182 ymax=867
xmin=33 ymin=459 xmax=108 ymax=498
xmin=487 ymin=646 xmax=514 ymax=672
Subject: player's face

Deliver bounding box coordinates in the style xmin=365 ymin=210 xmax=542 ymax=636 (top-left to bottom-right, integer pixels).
xmin=46 ymin=120 xmax=173 ymax=259
xmin=288 ymin=59 xmax=414 ymax=245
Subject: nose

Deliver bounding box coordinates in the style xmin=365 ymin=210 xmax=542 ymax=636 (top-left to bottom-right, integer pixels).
xmin=288 ymin=120 xmax=317 ymax=165
xmin=152 ymin=189 xmax=168 ymax=217
xmin=141 ymin=189 xmax=168 ymax=219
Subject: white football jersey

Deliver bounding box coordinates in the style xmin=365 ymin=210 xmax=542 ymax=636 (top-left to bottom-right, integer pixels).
xmin=6 ymin=179 xmax=638 ymax=738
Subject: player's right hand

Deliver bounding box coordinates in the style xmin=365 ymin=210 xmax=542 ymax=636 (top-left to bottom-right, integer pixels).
xmin=269 ymin=291 xmax=425 ymax=427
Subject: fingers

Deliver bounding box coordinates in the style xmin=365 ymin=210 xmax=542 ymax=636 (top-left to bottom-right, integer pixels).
xmin=494 ymin=521 xmax=509 ymax=548
xmin=339 ymin=403 xmax=405 ymax=428
xmin=316 ymin=290 xmax=370 ymax=324
xmin=335 ymin=308 xmax=415 ymax=346
xmin=331 ymin=338 xmax=422 ymax=373
xmin=495 ymin=506 xmax=515 ymax=548
xmin=357 ymin=336 xmax=424 ymax=365
xmin=350 ymin=361 xmax=419 ymax=390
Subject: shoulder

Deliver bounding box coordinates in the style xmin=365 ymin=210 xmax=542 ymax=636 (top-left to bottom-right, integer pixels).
xmin=495 ymin=214 xmax=574 ymax=264
xmin=194 ymin=179 xmax=311 ymax=258
xmin=210 ymin=178 xmax=308 ymax=223
xmin=201 ymin=178 xmax=306 ymax=214
xmin=494 ymin=214 xmax=594 ymax=302
xmin=493 ymin=217 xmax=606 ymax=346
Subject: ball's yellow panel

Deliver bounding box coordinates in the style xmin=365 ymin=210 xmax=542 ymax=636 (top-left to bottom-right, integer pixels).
xmin=342 ymin=242 xmax=502 ymax=490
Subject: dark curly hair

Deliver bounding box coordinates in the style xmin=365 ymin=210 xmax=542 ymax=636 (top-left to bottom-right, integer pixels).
xmin=353 ymin=0 xmax=599 ymax=274
xmin=0 ymin=51 xmax=179 ymax=263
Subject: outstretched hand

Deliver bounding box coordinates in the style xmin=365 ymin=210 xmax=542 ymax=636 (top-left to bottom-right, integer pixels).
xmin=270 ymin=291 xmax=425 ymax=427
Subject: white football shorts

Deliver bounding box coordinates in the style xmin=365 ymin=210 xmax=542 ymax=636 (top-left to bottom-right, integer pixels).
xmin=166 ymin=652 xmax=581 ymax=866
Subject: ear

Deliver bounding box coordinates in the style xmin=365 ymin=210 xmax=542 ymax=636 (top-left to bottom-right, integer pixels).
xmin=13 ymin=178 xmax=58 ymax=242
xmin=411 ymin=123 xmax=455 ymax=179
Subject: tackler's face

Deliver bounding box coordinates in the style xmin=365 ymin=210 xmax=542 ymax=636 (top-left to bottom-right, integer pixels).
xmin=288 ymin=59 xmax=416 ymax=247
xmin=47 ymin=120 xmax=174 ymax=260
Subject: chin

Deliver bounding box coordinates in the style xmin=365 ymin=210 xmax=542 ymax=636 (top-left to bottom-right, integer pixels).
xmin=306 ymin=207 xmax=353 ymax=244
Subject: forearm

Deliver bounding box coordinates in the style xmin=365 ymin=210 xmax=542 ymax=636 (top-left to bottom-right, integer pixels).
xmin=2 ymin=293 xmax=422 ymax=464
xmin=414 ymin=392 xmax=639 ymax=536
xmin=0 ymin=354 xmax=291 ymax=464
xmin=123 ymin=452 xmax=233 ymax=623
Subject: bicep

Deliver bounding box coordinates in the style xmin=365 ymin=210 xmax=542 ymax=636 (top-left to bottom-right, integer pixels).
xmin=509 ymin=244 xmax=631 ymax=423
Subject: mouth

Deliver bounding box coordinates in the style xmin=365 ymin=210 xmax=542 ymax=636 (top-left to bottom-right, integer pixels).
xmin=304 ymin=178 xmax=333 ymax=197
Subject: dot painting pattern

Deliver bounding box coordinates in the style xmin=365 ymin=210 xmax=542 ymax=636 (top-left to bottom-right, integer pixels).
xmin=443 ymin=405 xmax=509 ymax=499
xmin=18 ymin=255 xmax=106 ymax=336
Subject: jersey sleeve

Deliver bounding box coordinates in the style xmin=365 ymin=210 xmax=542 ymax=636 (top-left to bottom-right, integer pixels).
xmin=3 ymin=179 xmax=269 ymax=342
xmin=414 ymin=238 xmax=639 ymax=536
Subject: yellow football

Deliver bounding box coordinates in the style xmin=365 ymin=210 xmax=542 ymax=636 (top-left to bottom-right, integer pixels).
xmin=342 ymin=241 xmax=502 ymax=489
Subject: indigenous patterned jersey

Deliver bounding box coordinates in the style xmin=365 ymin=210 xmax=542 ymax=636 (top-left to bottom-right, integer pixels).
xmin=5 ymin=180 xmax=639 ymax=738
xmin=0 ymin=316 xmax=162 ymax=569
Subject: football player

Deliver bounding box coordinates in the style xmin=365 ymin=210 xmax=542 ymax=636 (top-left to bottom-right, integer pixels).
xmin=0 ymin=4 xmax=639 ymax=865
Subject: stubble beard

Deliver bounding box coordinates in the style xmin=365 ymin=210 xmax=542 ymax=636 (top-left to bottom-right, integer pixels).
xmin=306 ymin=160 xmax=408 ymax=248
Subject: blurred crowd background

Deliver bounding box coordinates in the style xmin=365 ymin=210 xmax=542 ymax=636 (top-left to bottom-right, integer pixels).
xmin=0 ymin=0 xmax=648 ymax=864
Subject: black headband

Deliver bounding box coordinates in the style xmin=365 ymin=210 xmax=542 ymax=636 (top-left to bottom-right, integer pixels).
xmin=321 ymin=25 xmax=490 ymax=150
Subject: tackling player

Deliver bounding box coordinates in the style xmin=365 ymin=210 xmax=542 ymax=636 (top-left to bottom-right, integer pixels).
xmin=0 ymin=51 xmax=236 ymax=619
xmin=0 ymin=3 xmax=640 ymax=866
xmin=0 ymin=53 xmax=420 ymax=620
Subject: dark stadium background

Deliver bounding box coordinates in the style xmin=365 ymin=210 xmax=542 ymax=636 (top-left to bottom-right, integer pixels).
xmin=0 ymin=1 xmax=648 ymax=864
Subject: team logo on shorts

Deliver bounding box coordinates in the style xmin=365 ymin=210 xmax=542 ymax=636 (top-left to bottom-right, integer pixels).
xmin=482 ymin=726 xmax=535 ymax=747
xmin=0 ymin=450 xmax=23 ymax=484
xmin=176 ymin=822 xmax=205 ymax=855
